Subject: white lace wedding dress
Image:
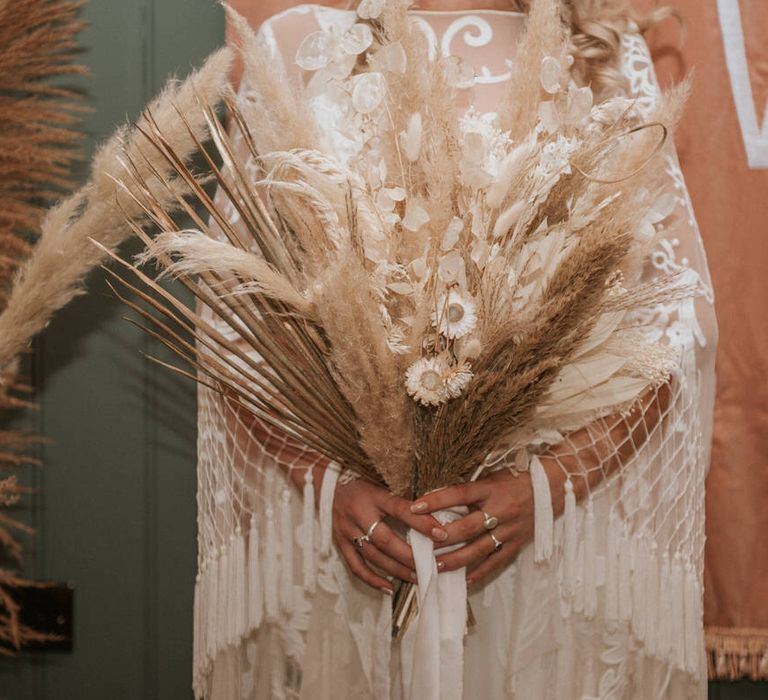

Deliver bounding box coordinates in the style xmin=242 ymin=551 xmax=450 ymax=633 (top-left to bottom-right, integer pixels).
xmin=194 ymin=5 xmax=718 ymax=699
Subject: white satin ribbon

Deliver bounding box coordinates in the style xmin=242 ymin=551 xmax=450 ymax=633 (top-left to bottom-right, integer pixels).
xmin=400 ymin=506 xmax=468 ymax=700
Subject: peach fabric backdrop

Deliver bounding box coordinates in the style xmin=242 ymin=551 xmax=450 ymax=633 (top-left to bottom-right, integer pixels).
xmin=227 ymin=0 xmax=768 ymax=680
xmin=635 ymin=0 xmax=768 ymax=680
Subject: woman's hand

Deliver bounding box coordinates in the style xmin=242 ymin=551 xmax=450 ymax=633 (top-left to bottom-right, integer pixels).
xmin=410 ymin=467 xmax=564 ymax=585
xmin=333 ymin=478 xmax=448 ymax=594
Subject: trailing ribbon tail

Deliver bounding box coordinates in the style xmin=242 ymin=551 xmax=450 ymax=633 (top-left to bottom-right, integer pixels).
xmin=401 ymin=507 xmax=467 ymax=700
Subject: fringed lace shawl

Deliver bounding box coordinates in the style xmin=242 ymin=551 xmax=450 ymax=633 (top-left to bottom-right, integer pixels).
xmin=193 ymin=6 xmax=717 ymax=699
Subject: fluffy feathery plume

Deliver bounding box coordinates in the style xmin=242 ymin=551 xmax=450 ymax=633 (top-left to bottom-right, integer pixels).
xmin=498 ymin=0 xmax=569 ymax=138
xmin=139 ymin=231 xmax=315 ymax=315
xmin=376 ymin=0 xmax=462 ymax=259
xmin=224 ymin=6 xmax=319 ymax=153
xmin=0 ymin=47 xmax=233 ymax=372
xmin=313 ymin=253 xmax=417 ymax=495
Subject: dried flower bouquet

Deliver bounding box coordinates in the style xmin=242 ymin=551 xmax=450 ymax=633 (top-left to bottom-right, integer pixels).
xmin=102 ymin=0 xmax=693 ymax=606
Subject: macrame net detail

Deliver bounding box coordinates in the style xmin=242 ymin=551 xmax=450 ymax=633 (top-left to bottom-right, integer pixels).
xmin=192 ymin=9 xmax=717 ymax=700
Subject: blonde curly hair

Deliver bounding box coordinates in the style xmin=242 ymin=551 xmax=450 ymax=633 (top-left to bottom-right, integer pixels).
xmin=508 ymin=0 xmax=677 ymax=95
xmin=340 ymin=0 xmax=677 ymax=97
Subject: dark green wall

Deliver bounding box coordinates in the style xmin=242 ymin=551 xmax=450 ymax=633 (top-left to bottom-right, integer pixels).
xmin=0 ymin=1 xmax=223 ymax=698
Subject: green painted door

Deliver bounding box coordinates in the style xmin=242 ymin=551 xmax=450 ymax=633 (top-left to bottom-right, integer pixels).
xmin=0 ymin=1 xmax=223 ymax=698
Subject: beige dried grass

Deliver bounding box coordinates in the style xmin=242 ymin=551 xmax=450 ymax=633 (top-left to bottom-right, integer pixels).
xmin=499 ymin=0 xmax=569 ymax=138
xmin=0 ymin=0 xmax=86 ymax=277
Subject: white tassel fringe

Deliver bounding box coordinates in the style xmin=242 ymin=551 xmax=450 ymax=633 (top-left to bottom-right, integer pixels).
xmin=618 ymin=528 xmax=633 ymax=624
xmin=530 ymin=455 xmax=554 ymax=563
xmin=248 ymin=516 xmax=264 ymax=629
xmin=604 ymin=512 xmax=619 ymax=623
xmin=302 ymin=467 xmax=316 ymax=592
xmin=561 ymin=478 xmax=577 ymax=595
xmin=279 ymin=488 xmax=294 ymax=613
xmin=216 ymin=545 xmax=229 ymax=651
xmin=229 ymin=529 xmax=247 ymax=645
xmin=319 ymin=462 xmax=340 ymax=556
xmin=264 ymin=504 xmax=279 ymax=620
xmin=190 ymin=475 xmax=708 ymax=695
xmin=582 ymin=498 xmax=597 ymax=618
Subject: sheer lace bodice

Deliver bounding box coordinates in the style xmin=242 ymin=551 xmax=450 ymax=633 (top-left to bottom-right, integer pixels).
xmin=194 ymin=5 xmax=716 ymax=700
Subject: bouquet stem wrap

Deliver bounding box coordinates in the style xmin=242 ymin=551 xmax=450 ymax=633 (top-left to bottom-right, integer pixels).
xmin=401 ymin=507 xmax=468 ymax=700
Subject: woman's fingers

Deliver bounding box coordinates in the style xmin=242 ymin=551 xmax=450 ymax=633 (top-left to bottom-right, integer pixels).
xmin=359 ymin=541 xmax=417 ymax=583
xmin=338 ymin=540 xmax=393 ymax=593
xmin=439 ymin=510 xmax=489 ymax=546
xmin=409 ymin=482 xmax=488 ymax=515
xmin=368 ymin=520 xmax=417 ymax=569
xmin=436 ymin=526 xmax=511 ymax=573
xmin=467 ymin=543 xmax=519 ymax=585
xmin=379 ymin=493 xmax=447 ymax=542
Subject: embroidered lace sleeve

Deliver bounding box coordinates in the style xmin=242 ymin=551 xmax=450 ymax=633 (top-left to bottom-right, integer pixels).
xmin=538 ymin=30 xmax=718 ymax=500
xmin=479 ymin=29 xmax=717 ymax=672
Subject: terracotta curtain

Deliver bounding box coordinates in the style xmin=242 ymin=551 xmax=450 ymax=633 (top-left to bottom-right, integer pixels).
xmin=634 ymin=0 xmax=768 ymax=680
xmin=227 ymin=0 xmax=768 ymax=681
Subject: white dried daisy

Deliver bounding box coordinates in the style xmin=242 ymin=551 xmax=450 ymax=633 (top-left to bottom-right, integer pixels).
xmin=405 ymin=356 xmax=450 ymax=406
xmin=445 ymin=363 xmax=473 ymax=399
xmin=433 ymin=290 xmax=477 ymax=339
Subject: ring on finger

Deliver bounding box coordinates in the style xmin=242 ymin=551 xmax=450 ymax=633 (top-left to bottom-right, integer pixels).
xmin=482 ymin=511 xmax=499 ymax=531
xmin=488 ymin=532 xmax=503 ymax=552
xmin=353 ymin=534 xmax=370 ymax=549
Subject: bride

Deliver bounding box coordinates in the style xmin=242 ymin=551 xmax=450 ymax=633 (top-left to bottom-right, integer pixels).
xmin=194 ymin=1 xmax=718 ymax=698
